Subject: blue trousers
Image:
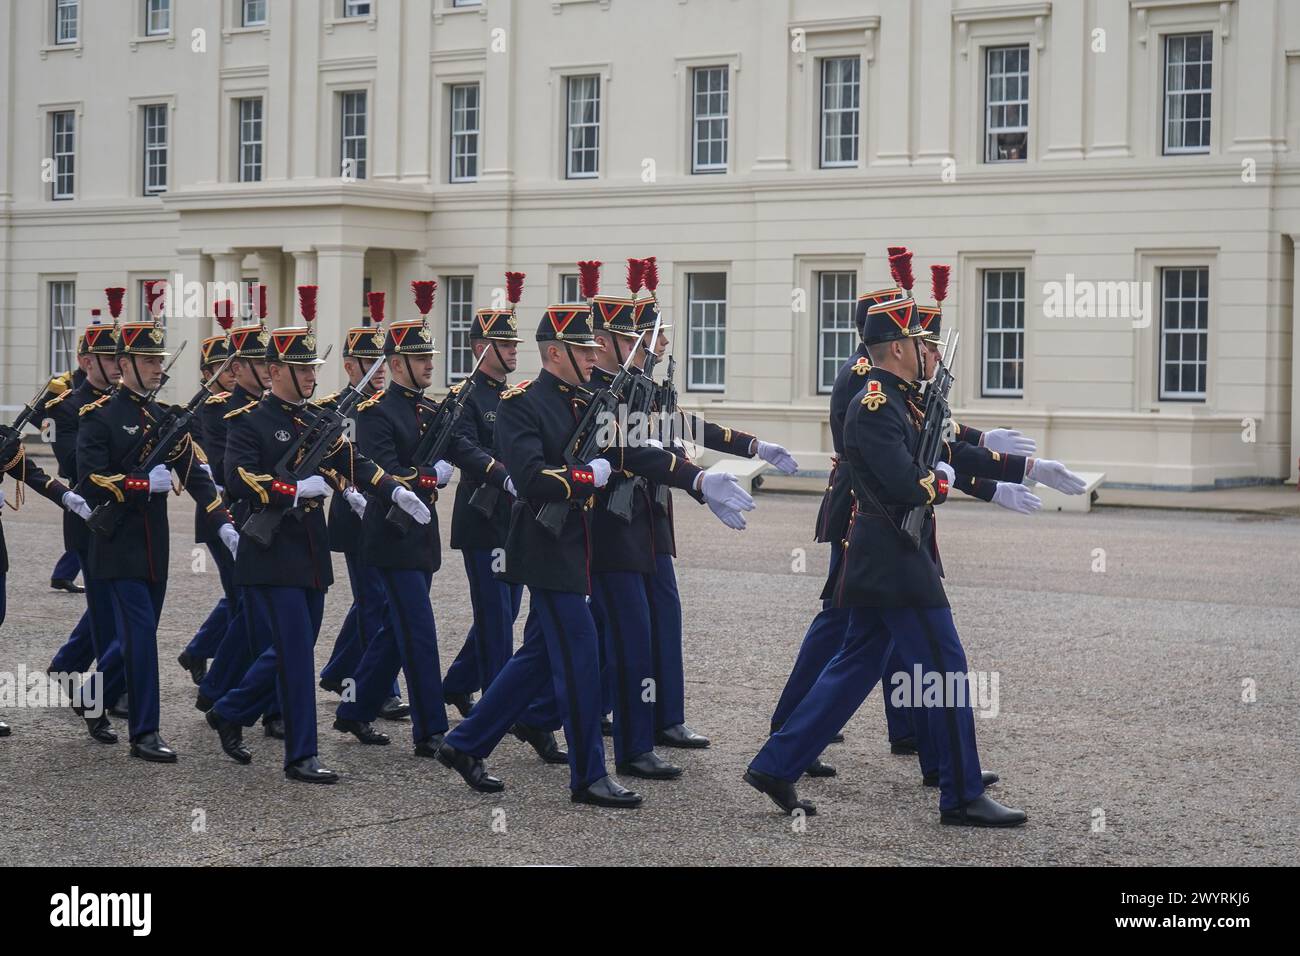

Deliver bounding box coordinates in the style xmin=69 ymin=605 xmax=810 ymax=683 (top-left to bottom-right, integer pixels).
xmin=591 ymin=572 xmax=656 ymax=764
xmin=51 ymin=549 xmax=80 ymax=581
xmin=446 ymin=587 xmax=608 ymax=792
xmin=48 ymin=550 xmax=122 ymax=704
xmin=213 ymin=586 xmax=325 ymax=767
xmin=443 ymin=548 xmax=522 ymax=696
xmin=320 ymin=554 xmax=397 ymax=698
xmin=198 ymin=586 xmax=254 ymax=703
xmin=184 ymin=541 xmax=238 ymax=660
xmin=105 ymin=578 xmax=167 ymax=741
xmin=750 ymin=606 xmax=984 ymax=811
xmin=645 ymin=554 xmax=686 ymax=731
xmin=769 ymin=546 xmax=917 ymax=746
xmin=338 ymin=568 xmax=447 ymax=744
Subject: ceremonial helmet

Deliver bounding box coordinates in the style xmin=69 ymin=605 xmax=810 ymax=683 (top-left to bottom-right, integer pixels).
xmin=386 ymin=281 xmax=440 ymax=356
xmin=267 ymin=286 xmax=326 ymax=365
xmin=916 ymin=265 xmax=951 ymax=343
xmin=535 ymin=261 xmax=600 ymax=347
xmin=346 ymin=294 xmax=388 ymax=359
xmin=471 ymin=272 xmax=526 ymax=344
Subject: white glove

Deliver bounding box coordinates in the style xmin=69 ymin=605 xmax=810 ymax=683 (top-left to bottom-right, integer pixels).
xmin=0 ymin=488 xmax=5 ymax=509
xmin=219 ymin=523 xmax=240 ymax=558
xmin=343 ymin=487 xmax=367 ymax=517
xmin=983 ymin=428 xmax=1036 ymax=457
xmin=62 ymin=491 xmax=92 ymax=520
xmin=504 ymin=477 xmax=517 ymax=498
xmin=148 ymin=464 xmax=173 ymax=494
xmin=294 ymin=475 xmax=330 ymax=503
xmin=935 ymin=461 xmax=955 ymax=485
xmin=586 ymin=459 xmax=612 ymax=489
xmin=199 ymin=462 xmax=213 ymax=479
xmin=391 ymin=486 xmax=431 ymax=525
xmin=754 ymin=440 xmax=799 ymax=476
xmin=697 ymin=471 xmax=756 ymax=531
xmin=434 ymin=460 xmax=454 ymax=488
xmin=992 ymin=482 xmax=1041 ymax=515
xmin=1026 ymin=459 xmax=1086 ymax=496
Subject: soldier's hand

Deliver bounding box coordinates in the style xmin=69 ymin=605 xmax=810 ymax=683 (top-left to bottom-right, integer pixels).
xmin=983 ymin=428 xmax=1036 ymax=457
xmin=504 ymin=477 xmax=518 ymax=498
xmin=1025 ymin=459 xmax=1086 ymax=495
xmin=294 ymin=475 xmax=330 ymax=502
xmin=219 ymin=523 xmax=240 ymax=558
xmin=61 ymin=491 xmax=92 ymax=520
xmin=935 ymin=461 xmax=955 ymax=485
xmin=199 ymin=462 xmax=214 ymax=479
xmin=434 ymin=460 xmax=454 ymax=488
xmin=992 ymin=482 xmax=1042 ymax=515
xmin=391 ymin=486 xmax=431 ymax=525
xmin=148 ymin=464 xmax=173 ymax=494
xmin=697 ymin=471 xmax=756 ymax=525
xmin=343 ymin=487 xmax=367 ymax=517
xmin=709 ymin=502 xmax=748 ymax=530
xmin=586 ymin=458 xmax=612 ymax=489
xmin=754 ymin=440 xmax=799 ymax=475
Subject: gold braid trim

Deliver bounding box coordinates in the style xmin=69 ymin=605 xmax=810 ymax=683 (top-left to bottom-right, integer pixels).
xmin=90 ymin=474 xmax=127 ymax=505
xmin=237 ymin=467 xmax=272 ymax=506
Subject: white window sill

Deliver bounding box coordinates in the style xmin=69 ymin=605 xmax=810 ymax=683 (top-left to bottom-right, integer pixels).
xmin=434 ymin=3 xmax=488 ymax=24
xmin=223 ymin=25 xmax=270 ymax=42
xmin=324 ymin=15 xmax=377 ymax=33
xmin=130 ymin=33 xmax=176 ymax=51
xmin=40 ymin=43 xmax=83 ymax=59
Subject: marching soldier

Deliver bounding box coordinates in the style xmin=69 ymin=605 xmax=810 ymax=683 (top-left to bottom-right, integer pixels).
xmin=630 ymin=258 xmax=798 ymax=750
xmin=76 ymin=312 xmax=236 ymax=762
xmin=434 ymin=266 xmax=753 ymax=807
xmin=46 ymin=299 xmax=125 ymax=690
xmin=441 ymin=272 xmax=563 ymax=761
xmin=40 ymin=365 xmax=86 ymax=595
xmin=203 ymin=286 xmax=427 ymax=783
xmin=317 ymin=304 xmax=407 ymax=722
xmin=176 ymin=301 xmax=238 ymax=687
xmin=333 ymin=283 xmax=511 ymax=756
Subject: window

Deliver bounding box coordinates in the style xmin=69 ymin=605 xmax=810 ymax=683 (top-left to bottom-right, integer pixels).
xmin=238 ymin=278 xmax=261 ymax=321
xmin=1159 ymin=267 xmax=1208 ymax=400
xmin=687 ymin=273 xmax=727 ymax=392
xmin=560 ymin=274 xmax=581 ymax=303
xmin=51 ymin=111 xmax=75 ymax=200
xmin=343 ymin=0 xmax=370 ymax=17
xmin=1163 ymin=33 xmax=1212 ymax=155
xmin=981 ymin=269 xmax=1025 ymax=397
xmin=445 ymin=276 xmax=474 ymax=382
xmin=450 ymin=83 xmax=480 ymax=183
xmin=819 ymin=57 xmax=860 ymax=168
xmin=238 ymin=98 xmax=263 ymax=182
xmin=985 ymin=45 xmax=1029 ymax=162
xmin=692 ymin=67 xmax=729 ymax=174
xmin=340 ymin=91 xmax=368 ymax=180
xmin=49 ymin=282 xmax=76 ymax=376
xmin=816 ymin=272 xmax=857 ymax=393
xmin=241 ymin=0 xmax=267 ymax=26
xmin=565 ymin=75 xmax=600 ymax=179
xmin=142 ymin=104 xmax=168 ymax=195
xmin=144 ymin=0 xmax=170 ymax=36
xmin=54 ymin=0 xmax=78 ymax=44
xmin=361 ymin=277 xmax=372 ymax=325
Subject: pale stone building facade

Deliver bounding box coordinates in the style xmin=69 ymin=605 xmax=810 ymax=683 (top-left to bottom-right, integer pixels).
xmin=2 ymin=0 xmax=1299 ymax=487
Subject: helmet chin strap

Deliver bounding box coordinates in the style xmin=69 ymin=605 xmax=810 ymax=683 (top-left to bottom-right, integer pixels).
xmin=401 ymin=354 xmax=419 ymax=393
xmin=288 ymin=365 xmax=313 ymax=402
xmin=610 ymin=333 xmax=628 ymax=369
xmin=92 ymin=355 xmax=114 ymax=390
xmin=564 ymin=343 xmax=587 ymax=385
xmin=489 ymin=341 xmax=506 ymax=377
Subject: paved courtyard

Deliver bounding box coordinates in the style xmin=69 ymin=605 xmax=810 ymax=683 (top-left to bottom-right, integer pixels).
xmin=1 ymin=488 xmax=1296 ymax=866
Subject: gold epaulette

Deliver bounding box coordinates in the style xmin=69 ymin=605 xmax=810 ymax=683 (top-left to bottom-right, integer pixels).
xmin=311 ymin=392 xmax=339 ymax=409
xmin=48 ymin=372 xmax=73 ymax=395
xmin=502 ymin=380 xmax=531 ymax=400
xmin=356 ymin=390 xmax=384 ymax=412
xmin=45 ymin=388 xmax=73 ymax=409
xmin=79 ymin=394 xmax=111 ymax=416
xmin=223 ymin=400 xmax=258 ymax=420
xmin=448 ymin=381 xmax=466 ymax=396
xmin=204 ymin=391 xmax=231 ymax=405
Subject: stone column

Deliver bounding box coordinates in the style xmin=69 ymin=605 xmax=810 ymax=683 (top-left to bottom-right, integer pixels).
xmin=314 ymin=244 xmax=367 ymax=393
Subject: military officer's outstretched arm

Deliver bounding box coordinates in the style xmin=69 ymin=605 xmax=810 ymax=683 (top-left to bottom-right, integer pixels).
xmin=1 ymin=447 xmax=88 ymax=517
xmin=689 ymin=418 xmax=799 ymax=476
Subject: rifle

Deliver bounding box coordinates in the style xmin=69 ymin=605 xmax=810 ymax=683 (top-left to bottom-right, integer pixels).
xmin=900 ymin=331 xmax=961 ymax=548
xmin=604 ymin=311 xmax=663 ymax=522
xmin=0 ymin=375 xmax=73 ymax=462
xmin=240 ymin=356 xmax=387 ymax=549
xmin=385 ymin=349 xmax=488 ymax=534
xmin=84 ymin=344 xmax=222 ymax=539
xmin=651 ymin=354 xmax=678 ymax=513
xmin=535 ymin=333 xmax=644 ymax=538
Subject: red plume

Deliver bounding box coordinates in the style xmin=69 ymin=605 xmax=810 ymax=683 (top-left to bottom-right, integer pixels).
xmin=931 ymin=265 xmax=950 ymax=305
xmin=298 ymin=285 xmax=318 ymax=324
xmin=578 ymin=261 xmax=601 ymax=300
xmin=143 ymin=280 xmax=166 ymax=318
xmin=367 ymin=291 xmax=386 ymax=325
xmin=642 ymin=257 xmax=659 ymax=295
xmin=257 ymin=284 xmax=268 ymax=320
xmin=214 ymin=299 xmax=237 ymax=328
xmin=888 ymin=251 xmax=914 ymax=294
xmin=505 ymin=272 xmax=525 ymax=307
xmin=886 ymin=245 xmax=908 ymax=259
xmin=626 ymin=258 xmax=645 ymax=296
xmin=411 ymin=280 xmax=437 ymax=316
xmin=105 ymin=288 xmax=126 ymax=319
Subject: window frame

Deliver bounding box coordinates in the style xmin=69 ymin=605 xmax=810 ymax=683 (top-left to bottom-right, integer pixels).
xmin=444 ymin=275 xmax=475 ymax=383
xmin=241 ymin=0 xmax=268 ymax=27
xmin=815 ymin=270 xmax=859 ymax=394
xmin=818 ymin=56 xmax=862 ymax=169
xmin=691 ymin=66 xmax=730 ymax=175
xmin=980 ymin=268 xmax=1027 ymax=398
xmin=141 ymin=103 xmax=169 ymax=196
xmin=343 ymin=0 xmax=372 ymax=18
xmin=564 ymin=74 xmax=602 ymax=180
xmin=237 ymin=97 xmax=264 ymax=183
xmin=144 ymin=0 xmax=171 ymax=37
xmin=685 ymin=272 xmax=728 ymax=393
xmin=984 ymin=44 xmax=1031 ymax=164
xmin=559 ymin=274 xmax=581 ymax=304
xmin=48 ymin=280 xmax=77 ymax=376
xmin=54 ymin=0 xmax=79 ymax=45
xmin=339 ymin=89 xmax=369 ymax=181
xmin=449 ymin=82 xmax=481 ymax=184
xmin=50 ymin=109 xmax=76 ymax=201
xmin=1162 ymin=31 xmax=1213 ymax=156
xmin=1156 ymin=266 xmax=1210 ymax=401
